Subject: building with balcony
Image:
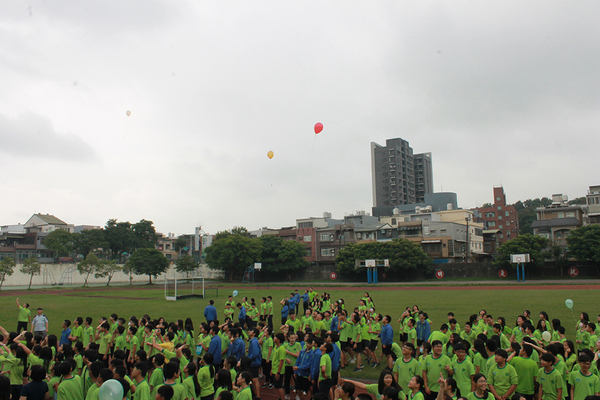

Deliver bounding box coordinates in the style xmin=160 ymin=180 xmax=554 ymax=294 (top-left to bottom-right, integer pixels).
xmin=531 ymin=194 xmax=585 ymax=247
xmin=586 ymin=185 xmax=600 ymax=224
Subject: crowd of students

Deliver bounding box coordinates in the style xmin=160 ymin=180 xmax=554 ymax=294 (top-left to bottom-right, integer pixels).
xmin=2 ymin=289 xmax=600 ymax=400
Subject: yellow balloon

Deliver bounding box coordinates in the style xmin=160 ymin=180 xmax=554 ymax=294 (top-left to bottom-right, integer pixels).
xmin=267 ymin=151 xmax=274 ymax=159
xmin=126 ymin=110 xmax=131 ymax=116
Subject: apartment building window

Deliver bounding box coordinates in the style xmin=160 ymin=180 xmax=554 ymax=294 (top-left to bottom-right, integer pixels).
xmin=440 ymin=229 xmax=447 ymax=235
xmin=488 ymin=221 xmax=496 ymax=227
xmin=505 ymin=211 xmax=510 ymax=216
xmin=557 ymin=212 xmax=564 ymax=218
xmin=321 ymin=248 xmax=334 ymax=257
xmin=304 ymin=235 xmax=312 ymax=242
xmin=320 ymin=233 xmax=331 ymax=241
xmin=566 ymin=212 xmax=575 ymax=218
xmin=498 ymin=215 xmax=502 ymax=220
xmin=430 ymin=230 xmax=436 ymax=236
xmin=499 ymin=225 xmax=503 ymax=229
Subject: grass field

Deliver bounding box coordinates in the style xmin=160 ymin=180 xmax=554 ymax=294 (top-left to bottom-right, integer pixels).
xmin=0 ymin=282 xmax=595 ymax=379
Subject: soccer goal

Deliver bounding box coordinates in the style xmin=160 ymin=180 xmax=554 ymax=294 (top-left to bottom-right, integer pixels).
xmin=164 ymin=276 xmax=205 ymax=301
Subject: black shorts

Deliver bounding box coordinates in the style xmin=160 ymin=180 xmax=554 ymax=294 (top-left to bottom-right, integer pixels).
xmin=369 ymin=340 xmax=379 ymax=351
xmin=400 ymin=333 xmax=408 ymax=342
xmin=296 ymin=376 xmax=310 ymax=393
xmin=250 ymin=366 xmax=260 ymax=379
xmin=318 ymin=378 xmax=333 ymax=393
xmin=362 ymin=340 xmax=370 ymax=351
xmin=355 ymin=340 xmax=364 ymax=352
xmin=331 ymin=370 xmax=339 ymax=386
xmin=340 ymin=341 xmax=349 ymax=351
xmin=273 ymin=373 xmax=284 ymax=389
xmin=382 ymin=344 xmax=392 ymax=355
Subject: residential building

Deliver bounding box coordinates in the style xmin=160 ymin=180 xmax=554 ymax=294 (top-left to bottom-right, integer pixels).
xmin=24 ymin=214 xmax=74 ymax=233
xmin=296 ymin=212 xmax=342 ymax=263
xmin=371 ymin=138 xmax=433 ymax=208
xmin=531 ymin=194 xmax=585 ymax=247
xmin=586 ymin=185 xmax=600 ymax=224
xmin=472 ymin=187 xmax=519 ymax=243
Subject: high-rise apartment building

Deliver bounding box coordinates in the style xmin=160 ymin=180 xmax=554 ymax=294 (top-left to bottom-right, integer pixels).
xmin=371 ymin=138 xmax=433 ymax=207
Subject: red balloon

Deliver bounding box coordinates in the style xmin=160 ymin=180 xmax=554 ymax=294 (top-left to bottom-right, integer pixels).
xmin=314 ymin=122 xmax=323 ymax=134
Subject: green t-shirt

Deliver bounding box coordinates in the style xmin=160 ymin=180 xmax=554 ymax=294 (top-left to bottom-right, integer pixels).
xmin=487 ymin=363 xmax=518 ymax=396
xmin=509 ymin=356 xmax=538 ymax=395
xmin=260 ymin=302 xmax=267 ymax=317
xmin=512 ymin=326 xmax=524 ymax=343
xmin=199 ymin=365 xmax=215 ymax=396
xmin=407 ymin=327 xmax=417 ymax=345
xmin=367 ymin=383 xmax=384 ymax=399
xmin=370 ymin=322 xmax=382 ymax=340
xmin=82 ymin=326 xmax=94 ymax=348
xmin=261 ymin=336 xmax=273 ymax=361
xmin=538 ymin=367 xmax=564 ymax=400
xmin=473 ymin=352 xmax=488 ymax=376
xmin=429 ymin=331 xmax=449 ymax=345
xmin=267 ymin=301 xmax=274 ymax=316
xmin=569 ymin=370 xmax=600 ymax=400
xmin=460 ymin=330 xmax=477 ymax=346
xmin=18 ymin=306 xmax=31 ymax=322
xmin=319 ymin=352 xmax=332 ymax=381
xmin=182 ymin=375 xmax=199 ymax=400
xmin=98 ymin=332 xmax=112 ymax=355
xmin=149 ymin=367 xmax=164 ymax=390
xmin=301 ymin=316 xmax=315 ymax=332
xmin=285 ymin=342 xmax=302 ymax=366
xmin=394 ymin=357 xmax=419 ymax=396
xmin=0 ymin=355 xmax=24 ymax=385
xmin=114 ymin=333 xmax=127 ymax=351
xmin=286 ymin=318 xmax=302 ymax=333
xmin=339 ymin=321 xmax=352 ymax=342
xmin=133 ymin=380 xmax=151 ymax=400
xmin=410 ymin=391 xmax=425 ymax=400
xmin=466 ymin=392 xmax=495 ymax=400
xmin=423 ymin=354 xmax=452 ymax=392
xmin=71 ymin=325 xmax=83 ymax=342
xmin=452 ymin=358 xmax=475 ymax=397
xmin=576 ymin=330 xmax=590 ymax=351
xmin=57 ymin=375 xmax=83 ymax=400
xmin=238 ymin=386 xmax=253 ymax=400
xmin=271 ymin=344 xmax=286 ymax=374
xmin=86 ymin=384 xmax=100 ymax=400
xmin=153 ymin=382 xmax=186 ymax=400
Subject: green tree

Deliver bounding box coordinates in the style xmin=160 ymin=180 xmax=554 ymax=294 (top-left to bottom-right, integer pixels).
xmin=125 ymin=248 xmax=169 ymax=284
xmin=543 ymin=245 xmax=571 ymax=277
xmin=175 ymin=254 xmax=200 ymax=276
xmin=205 ymin=233 xmax=261 ymax=281
xmin=566 ymin=225 xmax=600 ymax=264
xmin=174 ymin=237 xmax=189 ymax=253
xmin=104 ymin=219 xmax=136 ymax=261
xmin=512 ymin=198 xmax=552 ymax=235
xmin=44 ymin=230 xmax=73 ymax=261
xmin=258 ymin=235 xmax=309 ymax=274
xmin=122 ymin=262 xmax=135 ymax=285
xmin=132 ymin=219 xmax=158 ymax=250
xmin=0 ymin=257 xmax=16 ymax=290
xmin=494 ymin=233 xmax=549 ymax=269
xmin=95 ymin=259 xmax=122 ymax=286
xmin=77 ymin=253 xmax=100 ymax=287
xmin=568 ymin=197 xmax=586 ymax=205
xmin=72 ymin=229 xmax=107 ymax=259
xmin=20 ymin=258 xmax=41 ymax=290
xmin=336 ymin=239 xmax=432 ymax=277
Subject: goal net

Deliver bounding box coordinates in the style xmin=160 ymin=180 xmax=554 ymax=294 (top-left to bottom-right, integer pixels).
xmin=164 ymin=276 xmax=205 ymax=301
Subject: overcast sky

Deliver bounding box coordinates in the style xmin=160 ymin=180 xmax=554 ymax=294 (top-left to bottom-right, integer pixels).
xmin=1 ymin=1 xmax=599 ymax=236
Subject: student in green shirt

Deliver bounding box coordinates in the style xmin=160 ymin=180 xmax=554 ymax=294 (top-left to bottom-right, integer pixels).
xmin=507 ymin=340 xmax=537 ymax=399
xmin=198 ymin=353 xmax=216 ymax=399
xmin=95 ymin=322 xmax=112 ymax=364
xmin=318 ymin=342 xmax=334 ymax=394
xmin=394 ymin=343 xmax=419 ymax=397
xmin=569 ymin=354 xmax=600 ymax=400
xmin=69 ymin=317 xmax=84 ymax=343
xmin=368 ymin=314 xmax=382 ymax=367
xmin=82 ymin=317 xmax=94 ymax=348
xmin=56 ymin=361 xmax=83 ymax=400
xmin=460 ymin=322 xmax=477 ymax=347
xmin=271 ymin=333 xmax=286 ymax=400
xmin=341 ymin=368 xmax=402 ymax=400
xmin=266 ymin=296 xmax=274 ymax=330
xmin=16 ymin=298 xmax=31 ymax=334
xmin=487 ymin=349 xmax=518 ymax=400
xmin=132 ymin=362 xmax=151 ymax=400
xmin=0 ymin=342 xmax=26 ymax=396
xmin=422 ymin=340 xmax=452 ymax=399
xmin=538 ymin=353 xmax=563 ymax=400
xmin=409 ymin=375 xmax=426 ymax=400
xmin=451 ymin=343 xmax=475 ymax=397
xmin=236 ymin=371 xmax=254 ymax=400
xmin=284 ymin=332 xmax=301 ymax=398
xmin=466 ymin=373 xmax=494 ymax=400
xmin=153 ymin=361 xmax=187 ymax=400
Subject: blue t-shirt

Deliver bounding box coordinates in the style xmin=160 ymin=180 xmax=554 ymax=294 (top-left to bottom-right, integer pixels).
xmin=204 ymin=305 xmax=217 ymax=321
xmin=21 ymin=380 xmax=49 ymax=399
xmin=60 ymin=328 xmax=72 ymax=346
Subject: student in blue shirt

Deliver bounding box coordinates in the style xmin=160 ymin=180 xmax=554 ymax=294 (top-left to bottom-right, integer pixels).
xmin=238 ymin=303 xmax=246 ymax=326
xmin=281 ymin=300 xmax=289 ymax=326
xmin=204 ymin=300 xmax=218 ymax=324
xmin=59 ymin=320 xmax=72 ymax=347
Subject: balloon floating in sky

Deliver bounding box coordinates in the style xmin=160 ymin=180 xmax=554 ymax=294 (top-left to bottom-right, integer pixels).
xmin=314 ymin=122 xmax=323 ymax=134
xmin=565 ymin=299 xmax=573 ymax=309
xmin=267 ymin=151 xmax=274 ymax=159
xmin=233 ymin=290 xmax=238 ymax=297
xmin=98 ymin=379 xmax=123 ymax=400
xmin=126 ymin=110 xmax=131 ymax=116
